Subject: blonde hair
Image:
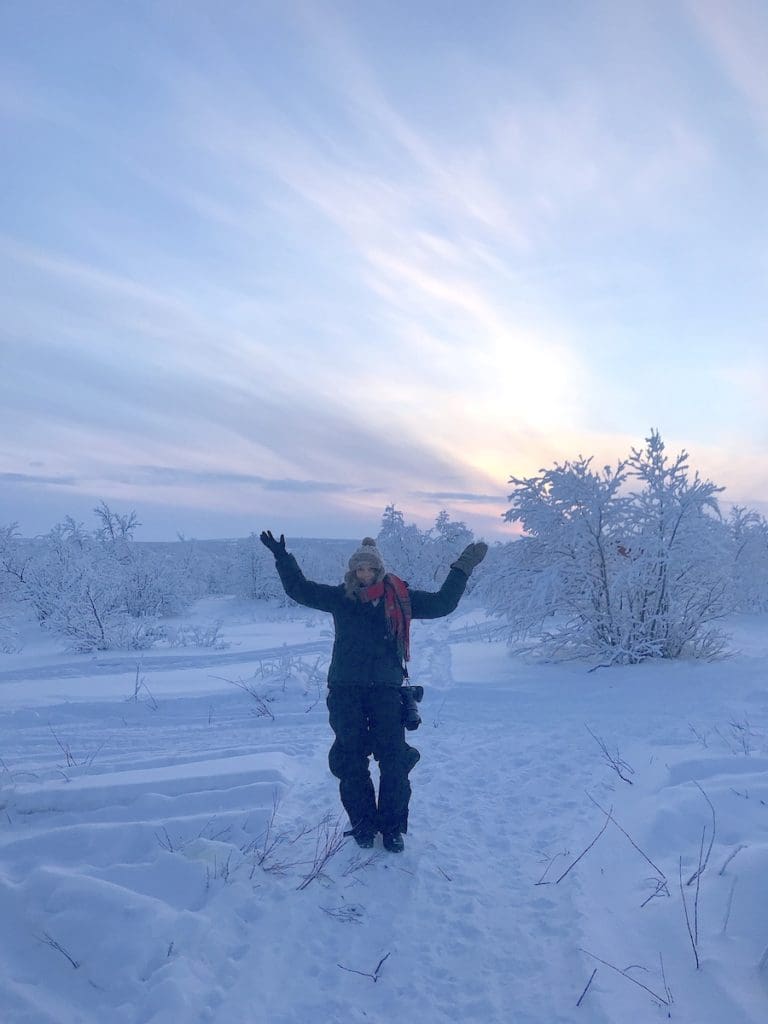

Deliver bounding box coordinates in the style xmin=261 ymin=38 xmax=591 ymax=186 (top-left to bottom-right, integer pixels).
xmin=343 ymin=565 xmax=386 ymax=601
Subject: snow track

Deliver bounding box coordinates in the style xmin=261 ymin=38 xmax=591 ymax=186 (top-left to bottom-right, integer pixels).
xmin=1 ymin=611 xmax=767 ymax=1023
xmin=0 ymin=641 xmax=330 ymax=684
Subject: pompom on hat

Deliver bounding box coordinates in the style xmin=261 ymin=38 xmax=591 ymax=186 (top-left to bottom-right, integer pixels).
xmin=348 ymin=537 xmax=385 ymax=573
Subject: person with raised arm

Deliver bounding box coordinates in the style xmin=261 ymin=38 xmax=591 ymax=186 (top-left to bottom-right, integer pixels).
xmin=259 ymin=530 xmax=487 ymax=853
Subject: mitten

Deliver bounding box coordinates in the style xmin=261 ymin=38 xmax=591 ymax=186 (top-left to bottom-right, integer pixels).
xmin=450 ymin=541 xmax=488 ymax=577
xmin=259 ymin=530 xmax=286 ymax=557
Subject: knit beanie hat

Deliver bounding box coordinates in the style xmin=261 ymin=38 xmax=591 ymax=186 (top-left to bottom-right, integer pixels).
xmin=348 ymin=537 xmax=385 ymax=573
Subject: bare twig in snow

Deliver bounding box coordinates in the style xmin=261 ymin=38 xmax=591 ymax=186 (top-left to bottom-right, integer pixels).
xmin=686 ymin=782 xmax=716 ymax=885
xmin=578 ymin=949 xmax=670 ymax=1006
xmin=688 ymin=723 xmax=709 ymax=748
xmin=155 ymin=826 xmax=176 ymax=852
xmin=659 ymin=953 xmax=673 ymax=1008
xmin=205 ymin=851 xmax=236 ymax=888
xmin=296 ymin=813 xmax=347 ymax=890
xmin=585 ymin=792 xmax=667 ymax=881
xmin=48 ymin=724 xmax=104 ymax=769
xmin=535 ymin=849 xmax=569 ymax=886
xmin=728 ymin=717 xmax=756 ymax=756
xmin=128 ymin=663 xmax=158 ymax=710
xmin=714 ymin=725 xmax=739 ymax=755
xmin=337 ymin=951 xmax=391 ymax=982
xmin=585 ymin=724 xmax=634 ymax=784
xmin=721 ymin=877 xmax=737 ymax=935
xmin=243 ymin=791 xmax=311 ymax=878
xmin=694 ymin=825 xmax=705 ymax=945
xmin=39 ymin=931 xmax=80 ymax=969
xmin=555 ymin=808 xmax=612 ymax=884
xmin=342 ymin=851 xmax=378 ymax=877
xmin=321 ymin=903 xmax=364 ymax=924
xmin=576 ymin=968 xmax=597 ymax=1007
xmin=246 ymin=790 xmax=282 ymax=869
xmin=640 ymin=877 xmax=671 ymax=908
xmin=718 ymin=844 xmax=747 ymax=876
xmin=213 ymin=674 xmax=276 ymax=720
xmin=679 ymin=856 xmax=700 ymax=969
xmin=48 ymin=725 xmax=77 ymax=767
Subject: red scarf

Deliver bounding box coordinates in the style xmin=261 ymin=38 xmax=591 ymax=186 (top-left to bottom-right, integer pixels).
xmin=359 ymin=573 xmax=412 ymax=668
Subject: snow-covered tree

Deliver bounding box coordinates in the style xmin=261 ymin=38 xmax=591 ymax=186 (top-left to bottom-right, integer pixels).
xmin=0 ymin=523 xmax=28 ymax=603
xmin=231 ymin=534 xmax=348 ymax=605
xmin=728 ymin=506 xmax=768 ymax=612
xmin=232 ymin=533 xmax=290 ymax=603
xmin=431 ymin=509 xmax=475 ymax=586
xmin=16 ymin=505 xmax=201 ymax=651
xmin=619 ymin=432 xmax=729 ymax=659
xmin=377 ymin=505 xmax=475 ymax=588
xmin=485 ymin=431 xmax=731 ymax=663
xmin=0 ymin=527 xmax=20 ymax=650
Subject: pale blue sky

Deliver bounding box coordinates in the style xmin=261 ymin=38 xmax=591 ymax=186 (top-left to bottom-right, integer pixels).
xmin=2 ymin=0 xmax=767 ymax=540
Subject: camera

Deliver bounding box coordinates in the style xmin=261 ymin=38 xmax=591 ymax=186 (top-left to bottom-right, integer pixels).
xmin=400 ymin=684 xmax=424 ymax=731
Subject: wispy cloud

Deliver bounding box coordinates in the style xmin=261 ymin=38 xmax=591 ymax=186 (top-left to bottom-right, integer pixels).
xmin=124 ymin=466 xmax=382 ymax=495
xmin=410 ymin=490 xmax=505 ymax=504
xmin=0 ymin=471 xmax=78 ymax=486
xmin=2 ymin=3 xmax=766 ymax=538
xmin=688 ymin=0 xmax=768 ymax=130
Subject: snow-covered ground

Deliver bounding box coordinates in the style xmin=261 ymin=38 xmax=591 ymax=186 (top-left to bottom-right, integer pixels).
xmin=1 ymin=597 xmax=767 ymax=1024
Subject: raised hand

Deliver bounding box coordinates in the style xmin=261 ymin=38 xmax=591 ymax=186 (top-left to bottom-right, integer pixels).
xmin=259 ymin=530 xmax=286 ymax=557
xmin=451 ymin=541 xmax=488 ymax=576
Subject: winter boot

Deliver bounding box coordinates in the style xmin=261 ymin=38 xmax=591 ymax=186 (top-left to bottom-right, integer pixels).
xmin=382 ymin=831 xmax=405 ymax=853
xmin=344 ymin=824 xmax=376 ymax=849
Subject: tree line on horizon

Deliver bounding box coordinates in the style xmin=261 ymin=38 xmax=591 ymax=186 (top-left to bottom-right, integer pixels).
xmin=1 ymin=432 xmax=767 ymax=664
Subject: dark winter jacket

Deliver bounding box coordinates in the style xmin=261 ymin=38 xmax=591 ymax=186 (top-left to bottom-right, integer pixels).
xmin=274 ymin=553 xmax=469 ymax=687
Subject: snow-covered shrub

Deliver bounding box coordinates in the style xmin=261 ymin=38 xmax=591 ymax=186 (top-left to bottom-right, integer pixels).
xmin=232 ymin=533 xmax=291 ymax=603
xmin=162 ymin=621 xmax=227 ymax=649
xmin=483 ymin=431 xmax=731 ymax=663
xmin=184 ymin=538 xmax=238 ymax=596
xmin=0 ymin=613 xmax=19 ymax=654
xmin=290 ymin=538 xmax=348 ymax=588
xmin=18 ymin=505 xmax=198 ymax=652
xmin=432 ymin=509 xmax=476 ymax=587
xmin=93 ymin=503 xmax=199 ymax=617
xmin=232 ymin=534 xmax=350 ymax=604
xmin=377 ymin=505 xmax=474 ymax=589
xmin=0 ymin=524 xmax=28 ymax=603
xmin=23 ymin=519 xmax=156 ymax=651
xmin=728 ymin=506 xmax=768 ymax=612
xmin=0 ymin=527 xmax=23 ymax=652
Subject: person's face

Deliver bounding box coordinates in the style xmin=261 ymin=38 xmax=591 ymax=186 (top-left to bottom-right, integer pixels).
xmin=355 ymin=564 xmax=376 ymax=586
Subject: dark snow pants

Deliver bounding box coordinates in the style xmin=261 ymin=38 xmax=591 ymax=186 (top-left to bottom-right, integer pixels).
xmin=326 ymin=686 xmax=420 ymax=835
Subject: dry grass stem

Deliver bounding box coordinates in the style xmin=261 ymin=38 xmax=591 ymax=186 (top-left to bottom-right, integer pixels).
xmin=585 ymin=792 xmax=667 ymax=881
xmin=337 ymin=951 xmax=391 ymax=982
xmin=686 ymin=782 xmax=716 ymax=886
xmin=578 ymin=948 xmax=670 ymax=1007
xmin=576 ymin=968 xmax=597 ymax=1007
xmin=721 ymin=877 xmax=737 ymax=935
xmin=718 ymin=844 xmax=747 ymax=876
xmin=556 ymin=809 xmax=612 ymax=884
xmin=40 ymin=931 xmax=80 ymax=969
xmin=585 ymin=724 xmax=635 ymax=784
xmin=679 ymin=856 xmax=700 ymax=969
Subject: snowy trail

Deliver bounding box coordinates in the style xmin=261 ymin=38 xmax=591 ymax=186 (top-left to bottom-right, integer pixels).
xmin=203 ymin=683 xmax=603 ymax=1024
xmin=0 ymin=640 xmax=331 ymax=684
xmin=1 ymin=612 xmax=767 ymax=1023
